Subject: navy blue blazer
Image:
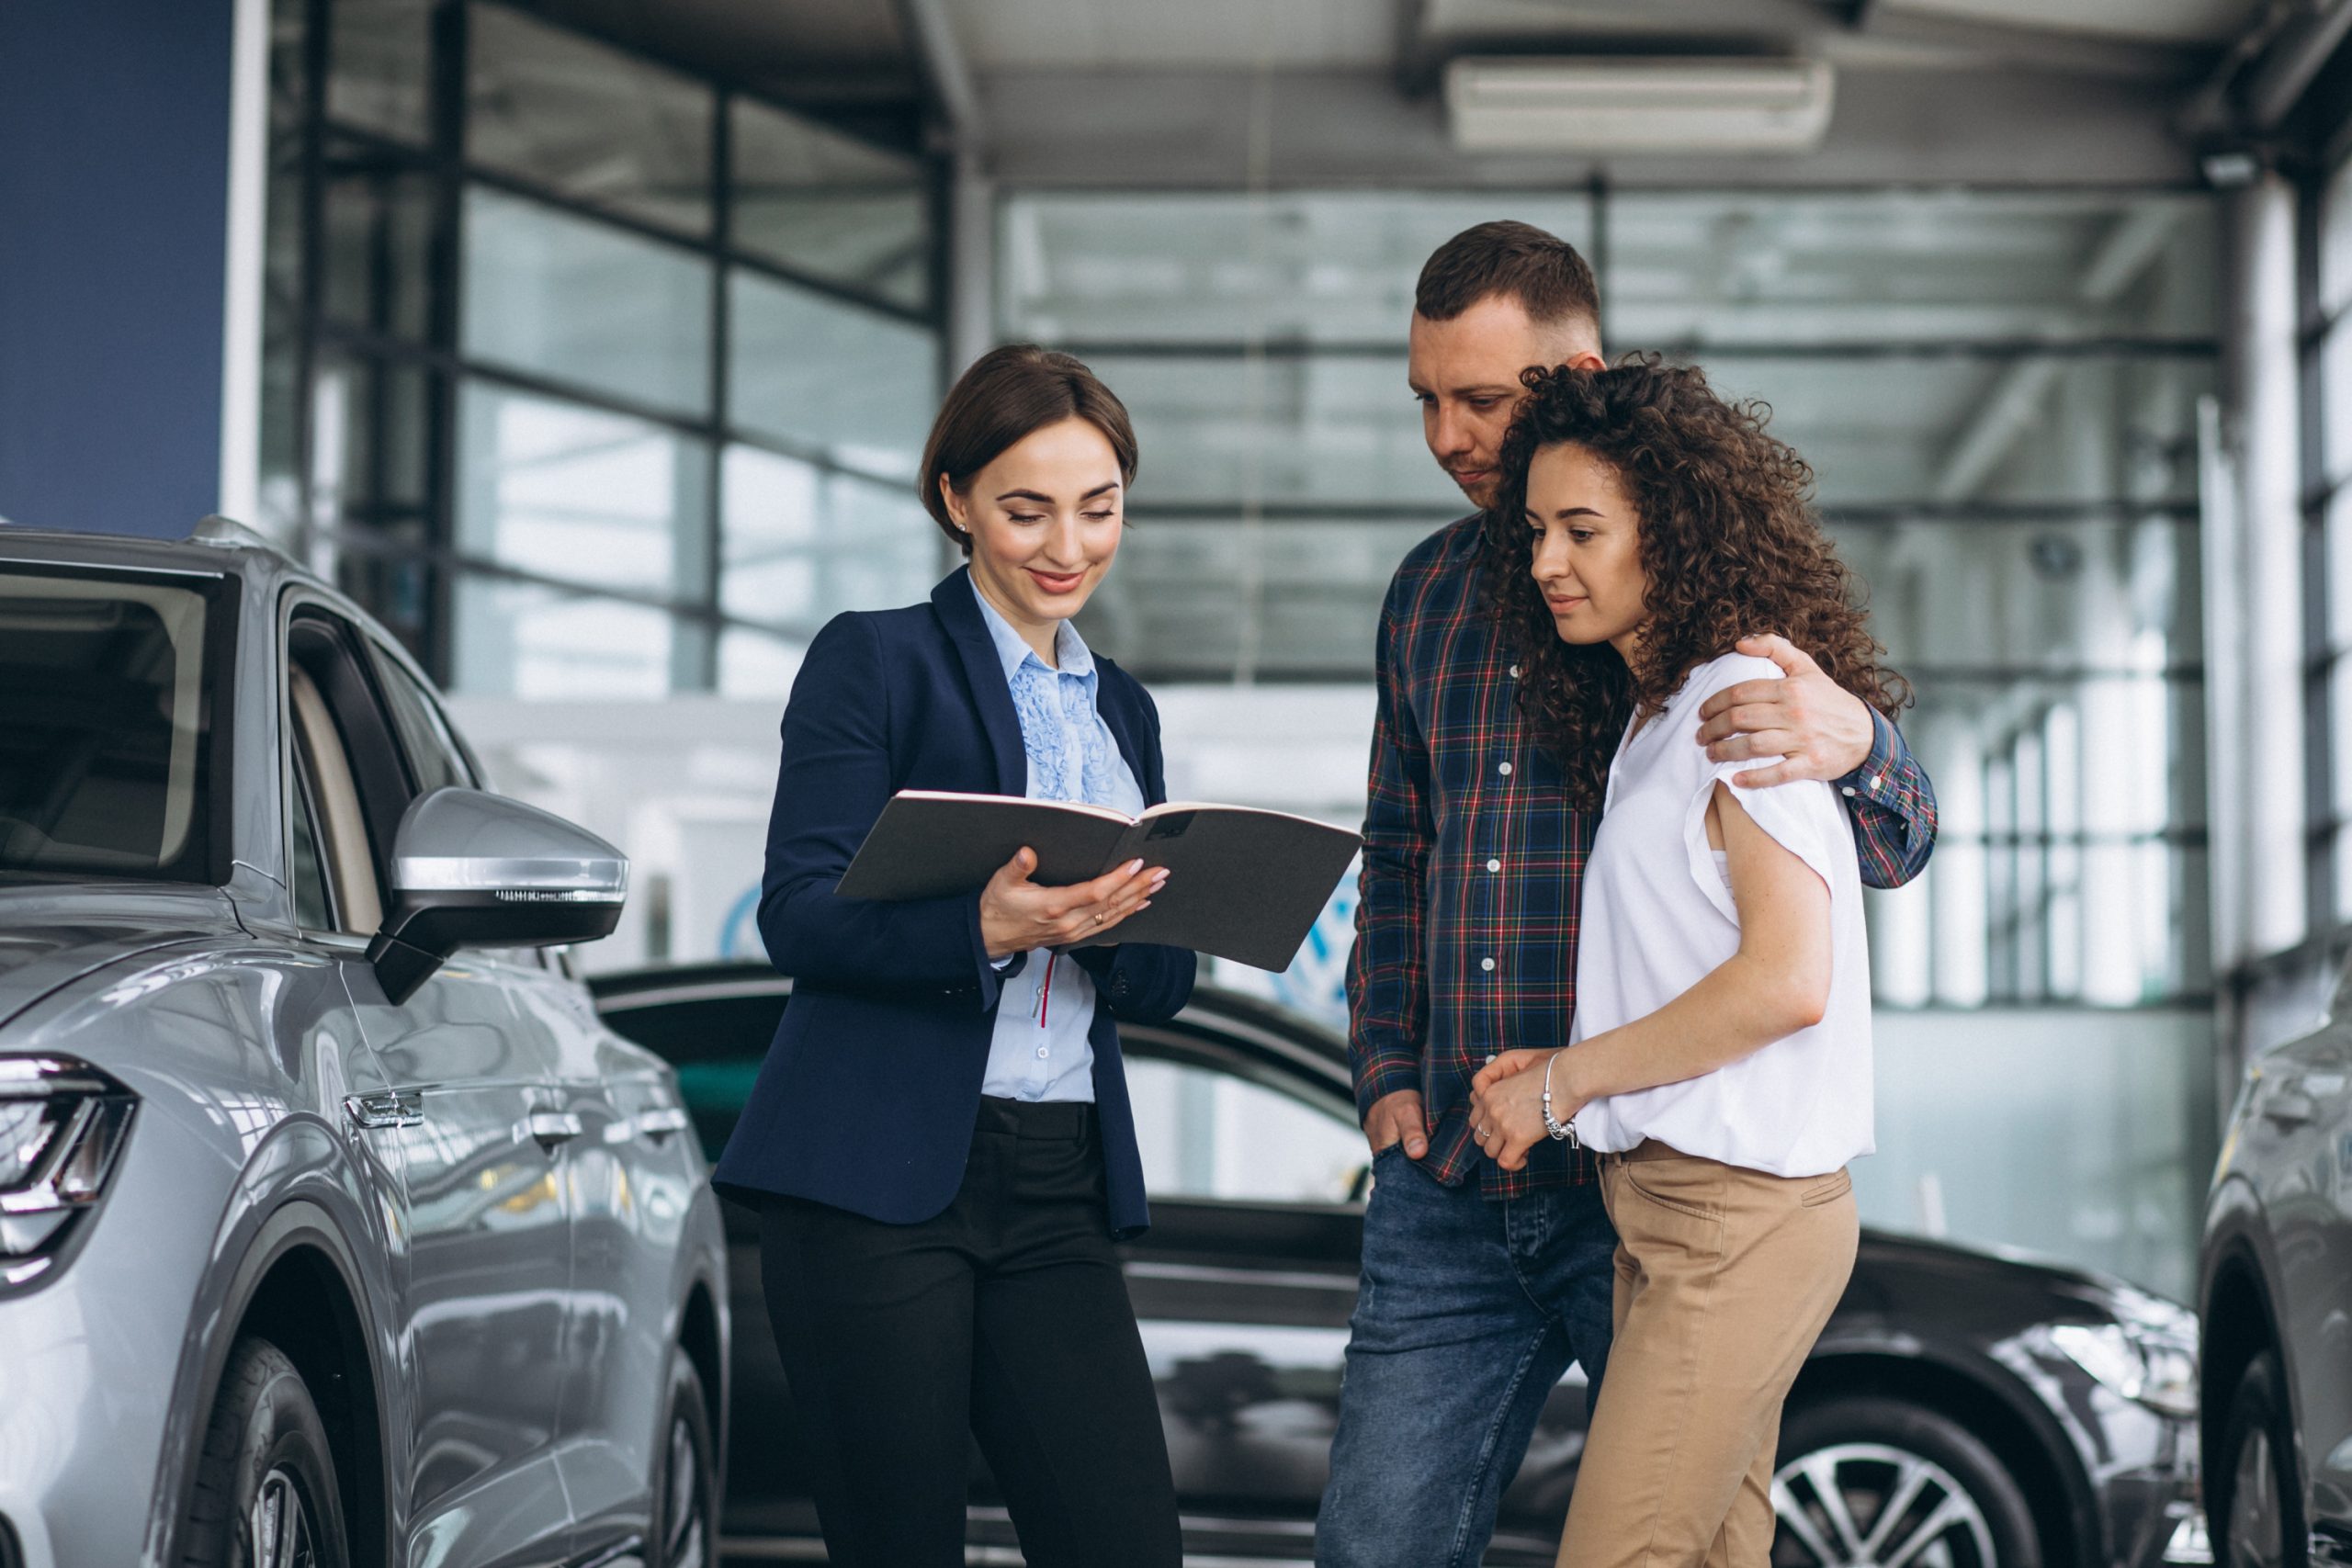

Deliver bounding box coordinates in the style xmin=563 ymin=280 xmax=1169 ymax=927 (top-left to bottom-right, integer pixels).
xmin=709 ymin=569 xmax=1196 ymax=1237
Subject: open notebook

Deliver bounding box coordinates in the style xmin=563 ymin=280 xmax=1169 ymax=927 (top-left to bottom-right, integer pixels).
xmin=835 ymin=790 xmax=1362 ymax=972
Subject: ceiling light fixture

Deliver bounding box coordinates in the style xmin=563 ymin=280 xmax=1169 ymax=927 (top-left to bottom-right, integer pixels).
xmin=1445 ymin=56 xmax=1836 ymax=156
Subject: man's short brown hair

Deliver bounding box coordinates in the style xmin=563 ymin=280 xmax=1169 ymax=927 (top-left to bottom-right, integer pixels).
xmin=1415 ymin=220 xmax=1600 ymax=333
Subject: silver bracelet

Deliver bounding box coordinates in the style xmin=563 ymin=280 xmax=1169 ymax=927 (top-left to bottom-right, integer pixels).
xmin=1541 ymin=1051 xmax=1578 ymax=1145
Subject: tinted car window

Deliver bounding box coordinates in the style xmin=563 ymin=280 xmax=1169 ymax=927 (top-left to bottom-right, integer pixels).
xmin=597 ymin=988 xmax=787 ymax=1164
xmin=287 ymin=752 xmax=334 ymax=931
xmin=370 ymin=644 xmax=475 ymax=795
xmin=287 ymin=621 xmax=397 ymax=931
xmin=0 ymin=570 xmax=224 ymax=882
xmin=1126 ymin=1055 xmax=1365 ymax=1204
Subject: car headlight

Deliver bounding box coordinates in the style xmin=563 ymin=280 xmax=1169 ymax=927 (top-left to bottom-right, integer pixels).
xmin=0 ymin=1055 xmax=138 ymax=1288
xmin=2050 ymin=1287 xmax=2199 ymax=1418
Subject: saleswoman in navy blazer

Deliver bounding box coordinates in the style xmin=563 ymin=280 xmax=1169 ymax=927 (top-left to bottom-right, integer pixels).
xmin=713 ymin=345 xmax=1193 ymax=1568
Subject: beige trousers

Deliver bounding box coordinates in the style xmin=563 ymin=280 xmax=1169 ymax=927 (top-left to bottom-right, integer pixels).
xmin=1556 ymin=1142 xmax=1860 ymax=1568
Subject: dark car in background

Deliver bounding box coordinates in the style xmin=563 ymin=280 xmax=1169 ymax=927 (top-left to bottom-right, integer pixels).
xmin=2200 ymin=964 xmax=2352 ymax=1568
xmin=596 ymin=959 xmax=2203 ymax=1568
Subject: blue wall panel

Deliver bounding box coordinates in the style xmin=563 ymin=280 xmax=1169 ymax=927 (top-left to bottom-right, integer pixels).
xmin=0 ymin=0 xmax=233 ymax=538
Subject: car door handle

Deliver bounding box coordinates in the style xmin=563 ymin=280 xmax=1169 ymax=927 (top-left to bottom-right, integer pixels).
xmin=634 ymin=1107 xmax=690 ymax=1145
xmin=344 ymin=1091 xmax=424 ymax=1130
xmin=2263 ymin=1083 xmax=2318 ymax=1128
xmin=525 ymin=1110 xmax=584 ymax=1150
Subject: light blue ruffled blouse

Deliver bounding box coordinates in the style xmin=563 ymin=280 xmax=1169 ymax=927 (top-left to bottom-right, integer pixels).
xmin=972 ymin=579 xmax=1146 ymax=1102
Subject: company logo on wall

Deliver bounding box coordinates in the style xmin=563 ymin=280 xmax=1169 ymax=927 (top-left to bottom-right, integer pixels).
xmin=719 ymin=884 xmax=763 ymax=961
xmin=1210 ymin=859 xmax=1358 ymax=1032
xmin=1272 ymin=876 xmax=1356 ymax=1029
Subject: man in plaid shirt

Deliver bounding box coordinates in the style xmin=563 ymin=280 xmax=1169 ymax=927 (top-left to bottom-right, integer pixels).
xmin=1314 ymin=223 xmax=1939 ymax=1567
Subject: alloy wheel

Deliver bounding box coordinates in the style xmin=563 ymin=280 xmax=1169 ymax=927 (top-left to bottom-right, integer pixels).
xmin=2230 ymin=1426 xmax=2287 ymax=1568
xmin=249 ymin=1464 xmax=320 ymax=1568
xmin=662 ymin=1414 xmax=708 ymax=1568
xmin=1771 ymin=1441 xmax=1999 ymax=1568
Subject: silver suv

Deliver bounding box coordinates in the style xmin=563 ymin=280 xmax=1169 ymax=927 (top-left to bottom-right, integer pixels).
xmin=2202 ymin=958 xmax=2352 ymax=1568
xmin=0 ymin=520 xmax=728 ymax=1568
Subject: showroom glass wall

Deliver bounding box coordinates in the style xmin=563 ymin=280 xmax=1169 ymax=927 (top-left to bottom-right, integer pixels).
xmin=258 ymin=0 xmax=946 ymax=699
xmin=1003 ymin=186 xmax=2220 ymax=1013
xmin=1005 ymin=187 xmax=2221 ymax=1295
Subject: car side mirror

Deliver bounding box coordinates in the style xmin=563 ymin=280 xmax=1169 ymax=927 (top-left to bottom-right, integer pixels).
xmin=368 ymin=786 xmax=627 ymax=1004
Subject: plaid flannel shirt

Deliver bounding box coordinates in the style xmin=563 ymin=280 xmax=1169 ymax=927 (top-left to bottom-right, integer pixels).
xmin=1346 ymin=515 xmax=1939 ymax=1199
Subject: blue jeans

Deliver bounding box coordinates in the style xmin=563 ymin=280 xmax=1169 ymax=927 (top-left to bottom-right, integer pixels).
xmin=1317 ymin=1145 xmax=1618 ymax=1568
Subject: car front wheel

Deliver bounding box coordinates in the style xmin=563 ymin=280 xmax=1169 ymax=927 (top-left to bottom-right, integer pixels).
xmin=177 ymin=1336 xmax=352 ymax=1568
xmin=1770 ymin=1394 xmax=2041 ymax=1568
xmin=2212 ymin=1350 xmax=2306 ymax=1568
xmin=652 ymin=1347 xmax=718 ymax=1568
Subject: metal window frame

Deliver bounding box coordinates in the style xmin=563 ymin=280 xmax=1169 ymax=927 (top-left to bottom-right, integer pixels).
xmin=271 ymin=0 xmax=949 ymax=690
xmin=995 ymin=181 xmax=2226 ymax=1005
xmin=2301 ymin=158 xmax=2340 ymax=951
xmin=1008 ymin=178 xmax=2223 ymax=547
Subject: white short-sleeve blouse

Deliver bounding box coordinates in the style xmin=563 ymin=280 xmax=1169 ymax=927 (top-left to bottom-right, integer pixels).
xmin=1568 ymin=652 xmax=1874 ymax=1178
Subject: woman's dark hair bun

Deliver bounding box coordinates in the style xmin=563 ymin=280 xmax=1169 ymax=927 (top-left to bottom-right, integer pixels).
xmin=920 ymin=345 xmax=1139 ymax=553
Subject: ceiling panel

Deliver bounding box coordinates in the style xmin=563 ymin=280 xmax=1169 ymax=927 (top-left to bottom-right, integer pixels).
xmin=1880 ymin=0 xmax=2259 ymax=44
xmin=535 ymin=0 xmax=920 ymax=110
xmin=945 ymin=0 xmax=1401 ymax=71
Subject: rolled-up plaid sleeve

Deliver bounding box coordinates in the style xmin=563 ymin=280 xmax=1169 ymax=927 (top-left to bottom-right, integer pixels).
xmin=1838 ymin=708 xmax=1939 ymax=889
xmin=1346 ymin=576 xmax=1433 ymax=1122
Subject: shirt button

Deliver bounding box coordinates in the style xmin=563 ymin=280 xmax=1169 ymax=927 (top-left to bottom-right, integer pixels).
xmin=1870 ymin=773 xmax=1885 ymax=792
xmin=1480 ymin=957 xmax=1497 ymax=973
xmin=1498 ymin=761 xmax=1513 ymax=776
xmin=1036 ymin=1045 xmax=1049 ymax=1058
xmin=1487 ymin=858 xmax=1502 ymax=872
xmin=1509 ymin=664 xmax=1521 ymax=678
xmin=1841 ymin=785 xmax=1857 ymax=797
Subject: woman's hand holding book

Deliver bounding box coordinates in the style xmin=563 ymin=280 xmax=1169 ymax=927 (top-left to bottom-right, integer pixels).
xmin=978 ymin=849 xmax=1170 ymax=959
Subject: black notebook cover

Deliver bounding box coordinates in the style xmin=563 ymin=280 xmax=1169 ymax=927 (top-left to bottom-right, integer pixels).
xmin=834 ymin=791 xmax=1362 ymax=972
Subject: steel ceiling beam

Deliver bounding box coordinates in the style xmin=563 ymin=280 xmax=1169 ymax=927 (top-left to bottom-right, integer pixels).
xmin=895 ymin=0 xmax=984 ymax=147
xmin=2244 ymin=0 xmax=2352 ymax=129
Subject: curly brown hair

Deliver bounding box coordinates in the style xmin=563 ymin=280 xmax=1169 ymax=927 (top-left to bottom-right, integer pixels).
xmin=1478 ymin=356 xmax=1911 ymax=808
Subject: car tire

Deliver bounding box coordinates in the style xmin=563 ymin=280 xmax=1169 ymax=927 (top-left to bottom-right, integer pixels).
xmin=2212 ymin=1350 xmax=2307 ymax=1568
xmin=651 ymin=1347 xmax=718 ymax=1568
xmin=1770 ymin=1394 xmax=2041 ymax=1568
xmin=177 ymin=1335 xmax=353 ymax=1568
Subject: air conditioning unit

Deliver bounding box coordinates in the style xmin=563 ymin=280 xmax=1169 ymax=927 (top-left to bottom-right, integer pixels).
xmin=1444 ymin=56 xmax=1836 ymax=154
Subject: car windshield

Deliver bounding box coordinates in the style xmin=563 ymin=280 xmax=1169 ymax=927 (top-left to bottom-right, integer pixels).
xmin=0 ymin=568 xmax=226 ymax=883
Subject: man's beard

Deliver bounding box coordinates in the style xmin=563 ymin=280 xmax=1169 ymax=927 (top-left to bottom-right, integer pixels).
xmin=1453 ymin=476 xmax=1498 ymax=512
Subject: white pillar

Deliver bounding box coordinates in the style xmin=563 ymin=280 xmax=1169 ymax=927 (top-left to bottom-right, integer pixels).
xmin=943 ymin=149 xmax=995 ymax=581
xmin=946 ymin=150 xmax=995 ymax=384
xmin=2209 ymin=174 xmax=2307 ymax=968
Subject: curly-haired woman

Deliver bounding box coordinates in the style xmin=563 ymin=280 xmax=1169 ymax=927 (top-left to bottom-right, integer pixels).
xmin=1464 ymin=357 xmax=1911 ymax=1568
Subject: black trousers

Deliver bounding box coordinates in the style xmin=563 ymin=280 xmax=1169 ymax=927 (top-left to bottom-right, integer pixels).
xmin=759 ymin=1095 xmax=1182 ymax=1568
